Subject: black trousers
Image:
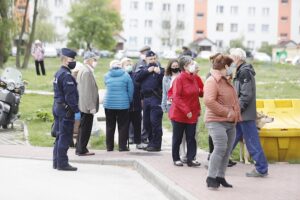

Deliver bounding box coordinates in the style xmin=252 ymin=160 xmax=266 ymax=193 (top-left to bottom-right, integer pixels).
xmin=129 ymin=110 xmax=142 ymax=144
xmin=105 ymin=109 xmax=129 ymax=150
xmin=76 ymin=112 xmax=93 ymax=154
xmin=171 ymin=120 xmax=197 ymax=162
xmin=35 ymin=60 xmax=46 ymax=75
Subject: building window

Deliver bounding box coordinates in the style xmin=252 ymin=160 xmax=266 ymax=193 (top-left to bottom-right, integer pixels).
xmin=216 ymin=23 xmax=224 ymax=32
xmin=144 ymin=20 xmax=153 ymax=28
xmin=145 ymin=2 xmax=153 ymax=11
xmin=281 ymin=16 xmax=288 ymax=22
xmin=144 ymin=37 xmax=152 ymax=45
xmin=162 ymin=20 xmax=171 ymax=29
xmin=261 ymin=24 xmax=269 ymax=33
xmin=177 ymin=4 xmax=185 ymax=12
xmin=230 ymin=23 xmax=238 ymax=32
xmin=216 ymin=40 xmax=223 ymax=48
xmin=129 ymin=37 xmax=138 ymax=46
xmin=129 ymin=19 xmax=138 ymax=28
xmin=281 ymin=0 xmax=288 ymax=4
xmin=247 ymin=41 xmax=255 ymax=49
xmin=280 ymin=33 xmax=288 ymax=37
xmin=230 ymin=6 xmax=238 ymax=15
xmin=130 ymin=1 xmax=138 ymax=10
xmin=176 ymin=21 xmax=185 ymax=30
xmin=196 ymin=30 xmax=204 ymax=34
xmin=248 ymin=24 xmax=255 ymax=32
xmin=262 ymin=7 xmax=270 ymax=16
xmin=162 ymin=3 xmax=170 ymax=11
xmin=248 ymin=7 xmax=256 ymax=16
xmin=176 ymin=39 xmax=184 ymax=46
xmin=55 ymin=0 xmax=63 ymax=7
xmin=197 ymin=13 xmax=204 ymax=19
xmin=162 ymin=38 xmax=170 ymax=46
xmin=216 ymin=5 xmax=224 ymax=14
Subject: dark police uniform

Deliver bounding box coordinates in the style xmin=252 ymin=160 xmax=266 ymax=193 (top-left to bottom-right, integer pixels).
xmin=53 ymin=48 xmax=79 ymax=170
xmin=135 ymin=51 xmax=164 ymax=151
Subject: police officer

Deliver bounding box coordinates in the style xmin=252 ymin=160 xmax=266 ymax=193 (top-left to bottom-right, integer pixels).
xmin=135 ymin=50 xmax=164 ymax=151
xmin=53 ymin=48 xmax=79 ymax=171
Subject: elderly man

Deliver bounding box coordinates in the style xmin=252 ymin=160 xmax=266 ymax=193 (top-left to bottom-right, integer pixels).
xmin=230 ymin=48 xmax=268 ymax=177
xmin=53 ymin=48 xmax=79 ymax=171
xmin=75 ymin=51 xmax=99 ymax=156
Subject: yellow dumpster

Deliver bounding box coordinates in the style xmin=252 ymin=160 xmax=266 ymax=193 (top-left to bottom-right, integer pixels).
xmin=257 ymin=99 xmax=300 ymax=162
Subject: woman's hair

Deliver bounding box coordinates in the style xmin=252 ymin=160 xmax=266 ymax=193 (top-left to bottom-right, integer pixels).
xmin=120 ymin=57 xmax=132 ymax=67
xmin=210 ymin=54 xmax=233 ymax=70
xmin=109 ymin=60 xmax=121 ymax=69
xmin=209 ymin=53 xmax=221 ymax=63
xmin=230 ymin=48 xmax=246 ymax=61
xmin=165 ymin=59 xmax=179 ymax=76
xmin=178 ymin=56 xmax=193 ymax=71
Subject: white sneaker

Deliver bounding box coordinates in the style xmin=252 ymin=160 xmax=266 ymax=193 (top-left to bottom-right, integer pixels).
xmin=136 ymin=143 xmax=147 ymax=150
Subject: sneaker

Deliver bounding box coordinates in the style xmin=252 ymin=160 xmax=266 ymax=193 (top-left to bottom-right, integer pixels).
xmin=129 ymin=138 xmax=134 ymax=144
xmin=228 ymin=159 xmax=237 ymax=167
xmin=246 ymin=169 xmax=268 ymax=177
xmin=187 ymin=160 xmax=201 ymax=167
xmin=136 ymin=143 xmax=147 ymax=149
xmin=174 ymin=160 xmax=184 ymax=167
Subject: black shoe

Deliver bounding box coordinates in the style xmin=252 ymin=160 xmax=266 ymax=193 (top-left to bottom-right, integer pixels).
xmin=187 ymin=160 xmax=201 ymax=167
xmin=146 ymin=146 xmax=161 ymax=152
xmin=228 ymin=159 xmax=237 ymax=167
xmin=119 ymin=147 xmax=130 ymax=152
xmin=57 ymin=164 xmax=77 ymax=171
xmin=206 ymin=177 xmax=220 ymax=189
xmin=216 ymin=177 xmax=233 ymax=188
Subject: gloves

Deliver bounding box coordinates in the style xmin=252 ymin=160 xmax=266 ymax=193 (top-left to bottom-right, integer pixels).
xmin=75 ymin=112 xmax=81 ymax=120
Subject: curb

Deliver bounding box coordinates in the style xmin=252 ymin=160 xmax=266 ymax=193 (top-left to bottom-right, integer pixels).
xmin=21 ymin=121 xmax=30 ymax=146
xmin=0 ymin=155 xmax=198 ymax=200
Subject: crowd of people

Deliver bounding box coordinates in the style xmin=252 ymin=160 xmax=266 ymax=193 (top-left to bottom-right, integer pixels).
xmin=52 ymin=46 xmax=268 ymax=190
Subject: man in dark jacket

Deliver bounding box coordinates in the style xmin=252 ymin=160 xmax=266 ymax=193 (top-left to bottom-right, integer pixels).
xmin=135 ymin=51 xmax=164 ymax=151
xmin=230 ymin=48 xmax=268 ymax=177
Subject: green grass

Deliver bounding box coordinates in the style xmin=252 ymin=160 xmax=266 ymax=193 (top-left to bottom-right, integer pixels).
xmin=90 ymin=134 xmax=107 ymax=150
xmin=8 ymin=57 xmax=300 ymax=152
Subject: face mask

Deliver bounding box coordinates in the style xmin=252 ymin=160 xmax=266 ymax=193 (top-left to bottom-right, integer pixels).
xmin=125 ymin=65 xmax=133 ymax=72
xmin=226 ymin=67 xmax=233 ymax=76
xmin=171 ymin=68 xmax=180 ymax=73
xmin=68 ymin=61 xmax=76 ymax=69
xmin=230 ymin=63 xmax=237 ymax=69
xmin=188 ymin=64 xmax=196 ymax=73
xmin=92 ymin=61 xmax=97 ymax=68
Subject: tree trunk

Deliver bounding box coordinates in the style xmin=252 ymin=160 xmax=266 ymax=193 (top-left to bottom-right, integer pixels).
xmin=22 ymin=0 xmax=38 ymax=69
xmin=0 ymin=0 xmax=9 ymax=68
xmin=16 ymin=0 xmax=30 ymax=68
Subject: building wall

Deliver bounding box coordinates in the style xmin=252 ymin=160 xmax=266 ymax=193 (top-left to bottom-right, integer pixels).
xmin=120 ymin=0 xmax=194 ymax=52
xmin=194 ymin=0 xmax=207 ymax=40
xmin=277 ymin=0 xmax=291 ymax=41
xmin=206 ymin=0 xmax=279 ymax=50
xmin=290 ymin=0 xmax=300 ymax=43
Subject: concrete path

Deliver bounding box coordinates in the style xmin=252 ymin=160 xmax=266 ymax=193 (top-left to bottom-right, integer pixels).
xmin=0 ymin=157 xmax=167 ymax=200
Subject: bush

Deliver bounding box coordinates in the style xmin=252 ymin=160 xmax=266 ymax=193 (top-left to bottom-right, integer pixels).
xmin=36 ymin=109 xmax=53 ymax=122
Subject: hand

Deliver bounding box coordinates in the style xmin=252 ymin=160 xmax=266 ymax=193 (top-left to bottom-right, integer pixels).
xmin=187 ymin=112 xmax=192 ymax=119
xmin=90 ymin=109 xmax=97 ymax=114
xmin=154 ymin=67 xmax=160 ymax=74
xmin=148 ymin=66 xmax=155 ymax=72
xmin=227 ymin=109 xmax=235 ymax=119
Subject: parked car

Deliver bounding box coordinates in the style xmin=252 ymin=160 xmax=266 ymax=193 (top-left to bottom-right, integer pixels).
xmin=198 ymin=51 xmax=213 ymax=60
xmin=99 ymin=50 xmax=113 ymax=58
xmin=44 ymin=47 xmax=58 ymax=57
xmin=292 ymin=56 xmax=300 ymax=66
xmin=253 ymin=52 xmax=271 ymax=62
xmin=125 ymin=50 xmax=140 ymax=58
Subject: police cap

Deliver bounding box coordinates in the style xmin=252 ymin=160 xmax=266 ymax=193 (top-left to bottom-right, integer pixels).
xmin=146 ymin=50 xmax=156 ymax=57
xmin=61 ymin=48 xmax=77 ymax=59
xmin=140 ymin=46 xmax=151 ymax=53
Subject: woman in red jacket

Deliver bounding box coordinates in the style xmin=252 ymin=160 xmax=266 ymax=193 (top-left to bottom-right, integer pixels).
xmin=169 ymin=56 xmax=201 ymax=167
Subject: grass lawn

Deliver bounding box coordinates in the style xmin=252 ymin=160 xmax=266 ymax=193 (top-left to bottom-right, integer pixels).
xmin=5 ymin=56 xmax=300 ymax=155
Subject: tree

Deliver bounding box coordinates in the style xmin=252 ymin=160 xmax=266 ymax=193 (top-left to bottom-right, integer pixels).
xmin=34 ymin=6 xmax=57 ymax=43
xmin=0 ymin=0 xmax=14 ymax=68
xmin=258 ymin=43 xmax=273 ymax=56
xmin=22 ymin=0 xmax=38 ymax=69
xmin=229 ymin=37 xmax=245 ymax=49
xmin=16 ymin=0 xmax=30 ymax=68
xmin=66 ymin=0 xmax=122 ymax=50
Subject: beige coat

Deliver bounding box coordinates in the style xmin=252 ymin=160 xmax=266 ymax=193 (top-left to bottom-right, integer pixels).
xmin=77 ymin=64 xmax=99 ymax=114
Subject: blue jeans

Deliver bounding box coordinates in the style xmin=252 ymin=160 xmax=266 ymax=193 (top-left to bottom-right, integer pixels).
xmin=232 ymin=120 xmax=268 ymax=174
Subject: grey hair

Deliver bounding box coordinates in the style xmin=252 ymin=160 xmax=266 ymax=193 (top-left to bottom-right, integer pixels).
xmin=230 ymin=48 xmax=246 ymax=61
xmin=109 ymin=60 xmax=121 ymax=69
xmin=178 ymin=55 xmax=193 ymax=71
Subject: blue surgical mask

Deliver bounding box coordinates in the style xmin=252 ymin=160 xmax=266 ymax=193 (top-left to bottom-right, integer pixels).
xmin=230 ymin=63 xmax=237 ymax=68
xmin=226 ymin=67 xmax=233 ymax=76
xmin=125 ymin=65 xmax=133 ymax=72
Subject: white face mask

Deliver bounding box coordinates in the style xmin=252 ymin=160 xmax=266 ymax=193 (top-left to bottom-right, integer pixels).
xmin=188 ymin=64 xmax=196 ymax=73
xmin=92 ymin=61 xmax=97 ymax=68
xmin=125 ymin=65 xmax=133 ymax=72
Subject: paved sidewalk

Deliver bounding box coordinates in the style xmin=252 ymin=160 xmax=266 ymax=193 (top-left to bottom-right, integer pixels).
xmin=0 ymin=145 xmax=299 ymax=200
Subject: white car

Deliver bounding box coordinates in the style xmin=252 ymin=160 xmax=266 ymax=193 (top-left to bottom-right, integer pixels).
xmin=253 ymin=52 xmax=271 ymax=62
xmin=292 ymin=56 xmax=300 ymax=66
xmin=44 ymin=47 xmax=58 ymax=57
